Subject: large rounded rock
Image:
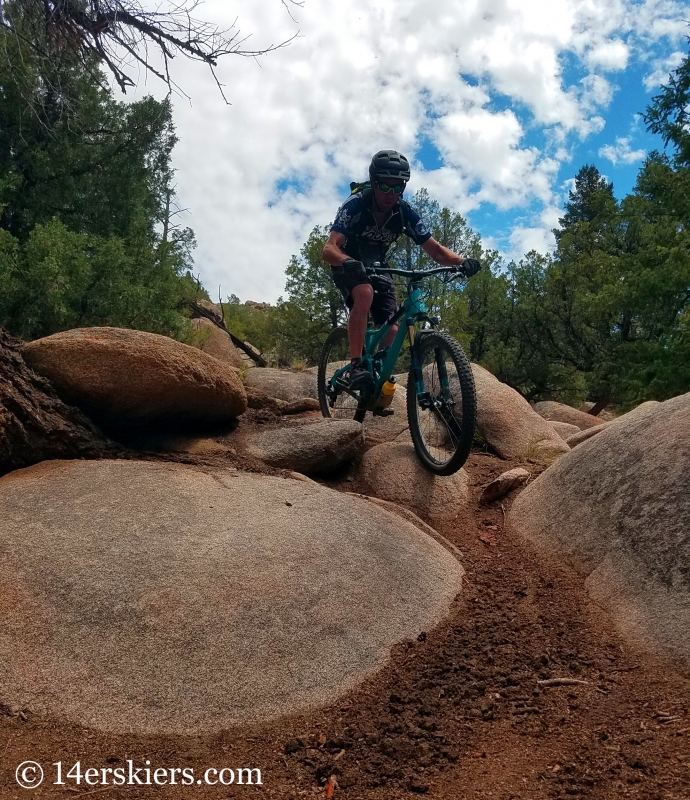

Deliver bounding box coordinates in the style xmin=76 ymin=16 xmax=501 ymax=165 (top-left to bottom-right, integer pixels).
xmin=196 ymin=299 xmax=225 ymax=326
xmin=191 ymin=317 xmax=244 ymax=368
xmin=244 ymin=419 xmax=365 ymax=475
xmin=244 ymin=367 xmax=318 ymax=402
xmin=0 ymin=329 xmax=117 ymax=477
xmin=0 ymin=460 xmax=464 ymax=734
xmin=472 ymin=364 xmax=569 ymax=465
xmin=355 ymin=442 xmax=470 ymax=524
xmin=566 ymin=423 xmax=609 ymax=447
xmin=508 ymin=393 xmax=690 ymax=667
xmin=566 ymin=402 xmax=661 ymax=448
xmin=22 ymin=327 xmax=246 ymax=430
xmin=533 ymin=400 xmax=604 ymax=430
xmin=549 ymin=421 xmax=581 ymax=440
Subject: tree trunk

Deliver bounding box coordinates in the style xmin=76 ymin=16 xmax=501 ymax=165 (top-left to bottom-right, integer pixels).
xmin=188 ymin=300 xmax=267 ymax=367
xmin=0 ymin=328 xmax=118 ymax=478
xmin=588 ymin=394 xmax=611 ymax=417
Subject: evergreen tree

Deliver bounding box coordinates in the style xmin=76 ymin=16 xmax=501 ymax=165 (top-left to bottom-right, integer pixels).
xmin=0 ymin=3 xmax=197 ymax=340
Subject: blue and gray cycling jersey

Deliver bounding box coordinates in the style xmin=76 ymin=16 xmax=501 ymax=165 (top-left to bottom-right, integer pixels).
xmin=331 ymin=191 xmax=432 ymax=265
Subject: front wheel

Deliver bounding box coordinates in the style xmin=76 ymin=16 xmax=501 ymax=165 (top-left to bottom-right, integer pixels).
xmin=318 ymin=327 xmax=367 ymax=422
xmin=407 ymin=330 xmax=476 ymax=475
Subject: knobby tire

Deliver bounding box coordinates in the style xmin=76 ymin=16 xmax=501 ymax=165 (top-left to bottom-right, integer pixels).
xmin=318 ymin=327 xmax=367 ymax=423
xmin=407 ymin=330 xmax=477 ymax=475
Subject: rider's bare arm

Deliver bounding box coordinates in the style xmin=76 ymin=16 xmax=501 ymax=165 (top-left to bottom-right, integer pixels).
xmin=421 ymin=237 xmax=466 ymax=267
xmin=322 ymin=232 xmax=351 ymax=267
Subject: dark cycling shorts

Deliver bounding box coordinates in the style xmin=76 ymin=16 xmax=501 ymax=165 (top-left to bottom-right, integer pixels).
xmin=330 ymin=266 xmax=398 ymax=326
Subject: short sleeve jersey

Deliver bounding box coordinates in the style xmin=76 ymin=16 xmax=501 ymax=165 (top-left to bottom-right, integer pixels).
xmin=330 ymin=190 xmax=431 ymax=264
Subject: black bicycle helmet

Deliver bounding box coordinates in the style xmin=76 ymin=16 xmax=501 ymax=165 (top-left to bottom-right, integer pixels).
xmin=369 ymin=150 xmax=411 ymax=182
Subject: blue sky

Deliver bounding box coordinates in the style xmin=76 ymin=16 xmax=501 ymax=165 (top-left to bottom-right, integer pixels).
xmin=458 ymin=59 xmax=671 ymax=253
xmin=133 ymin=0 xmax=689 ymax=302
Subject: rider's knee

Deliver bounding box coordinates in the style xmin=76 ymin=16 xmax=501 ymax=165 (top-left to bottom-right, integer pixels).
xmin=351 ymin=283 xmax=374 ymax=308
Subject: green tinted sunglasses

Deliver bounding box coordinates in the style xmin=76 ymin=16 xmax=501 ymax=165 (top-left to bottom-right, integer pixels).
xmin=376 ymin=181 xmax=406 ymax=194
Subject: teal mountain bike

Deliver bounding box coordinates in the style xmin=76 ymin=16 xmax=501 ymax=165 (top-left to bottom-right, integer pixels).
xmin=318 ymin=264 xmax=477 ymax=475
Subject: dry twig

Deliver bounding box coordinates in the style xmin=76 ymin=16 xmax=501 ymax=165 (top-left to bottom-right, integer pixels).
xmin=538 ymin=678 xmax=590 ymax=688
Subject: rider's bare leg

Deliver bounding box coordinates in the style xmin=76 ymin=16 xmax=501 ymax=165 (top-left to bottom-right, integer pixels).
xmin=379 ymin=325 xmax=398 ymax=349
xmin=348 ymin=283 xmax=374 ymax=359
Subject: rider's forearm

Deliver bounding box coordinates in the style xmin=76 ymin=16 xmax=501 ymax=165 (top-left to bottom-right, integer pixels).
xmin=322 ymin=242 xmax=350 ymax=267
xmin=432 ymin=247 xmax=465 ymax=266
xmin=422 ymin=238 xmax=465 ymax=267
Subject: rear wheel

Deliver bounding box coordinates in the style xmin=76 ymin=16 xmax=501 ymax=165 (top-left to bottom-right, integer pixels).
xmin=407 ymin=330 xmax=476 ymax=475
xmin=318 ymin=327 xmax=367 ymax=422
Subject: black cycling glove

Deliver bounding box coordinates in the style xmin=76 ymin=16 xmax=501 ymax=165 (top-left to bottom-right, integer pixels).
xmin=341 ymin=258 xmax=367 ymax=279
xmin=461 ymin=258 xmax=481 ymax=277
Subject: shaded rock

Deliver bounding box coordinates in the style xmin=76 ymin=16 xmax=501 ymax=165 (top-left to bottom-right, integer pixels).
xmin=244 ymin=419 xmax=365 ymax=475
xmin=0 ymin=459 xmax=464 ymax=733
xmin=508 ymin=393 xmax=690 ymax=668
xmin=0 ymin=329 xmax=118 ymax=476
xmin=191 ymin=317 xmax=244 ymax=369
xmin=480 ymin=468 xmax=531 ymax=505
xmin=472 ymin=364 xmax=569 ymax=465
xmin=279 ymin=397 xmax=321 ymax=415
xmin=244 ymin=385 xmax=319 ymax=417
xmin=533 ymin=400 xmax=602 ymax=430
xmin=355 ymin=441 xmax=469 ymax=523
xmin=22 ymin=327 xmax=246 ymax=433
xmin=244 ymin=367 xmax=318 ymax=402
xmin=549 ymin=421 xmax=581 ymax=440
xmin=245 ymin=384 xmax=283 ymax=415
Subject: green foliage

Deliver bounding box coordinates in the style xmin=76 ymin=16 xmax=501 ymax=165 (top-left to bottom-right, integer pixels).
xmin=0 ymin=219 xmax=190 ymax=339
xmin=645 ymin=38 xmax=690 ymax=167
xmin=0 ymin=1 xmax=197 ymax=341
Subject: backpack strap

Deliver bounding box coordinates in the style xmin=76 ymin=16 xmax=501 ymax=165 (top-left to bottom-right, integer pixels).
xmin=347 ymin=182 xmax=406 ymax=239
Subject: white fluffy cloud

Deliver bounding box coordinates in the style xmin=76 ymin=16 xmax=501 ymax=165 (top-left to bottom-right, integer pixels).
xmin=129 ymin=0 xmax=688 ymax=301
xmin=598 ymin=137 xmax=647 ymax=164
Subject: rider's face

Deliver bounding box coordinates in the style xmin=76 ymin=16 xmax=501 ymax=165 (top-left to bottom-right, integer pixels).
xmin=373 ymin=179 xmax=405 ymax=211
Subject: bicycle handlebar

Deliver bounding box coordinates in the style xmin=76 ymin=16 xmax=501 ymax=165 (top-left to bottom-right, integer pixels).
xmin=364 ymin=263 xmax=466 ymax=280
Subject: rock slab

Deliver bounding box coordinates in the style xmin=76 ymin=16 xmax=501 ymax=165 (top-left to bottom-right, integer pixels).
xmin=480 ymin=468 xmax=531 ymax=505
xmin=533 ymin=400 xmax=603 ymax=430
xmin=191 ymin=317 xmax=244 ymax=368
xmin=22 ymin=327 xmax=246 ymax=430
xmin=0 ymin=460 xmax=464 ymax=734
xmin=549 ymin=421 xmax=581 ymax=440
xmin=244 ymin=367 xmax=318 ymax=402
xmin=508 ymin=393 xmax=690 ymax=668
xmin=472 ymin=364 xmax=569 ymax=465
xmin=355 ymin=442 xmax=470 ymax=524
xmin=245 ymin=419 xmax=365 ymax=475
xmin=0 ymin=328 xmax=117 ymax=476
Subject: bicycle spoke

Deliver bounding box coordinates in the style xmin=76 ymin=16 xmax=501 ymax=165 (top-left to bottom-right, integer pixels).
xmin=407 ymin=331 xmax=476 ymax=475
xmin=318 ymin=328 xmax=367 ymax=422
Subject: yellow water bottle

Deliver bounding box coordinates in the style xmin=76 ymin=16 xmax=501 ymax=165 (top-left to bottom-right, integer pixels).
xmin=377 ymin=376 xmax=397 ymax=408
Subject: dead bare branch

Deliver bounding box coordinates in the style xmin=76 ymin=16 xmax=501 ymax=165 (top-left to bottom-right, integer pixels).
xmin=0 ymin=0 xmax=299 ymax=105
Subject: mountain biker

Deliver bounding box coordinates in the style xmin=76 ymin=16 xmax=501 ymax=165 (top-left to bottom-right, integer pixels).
xmin=322 ymin=149 xmax=481 ymax=390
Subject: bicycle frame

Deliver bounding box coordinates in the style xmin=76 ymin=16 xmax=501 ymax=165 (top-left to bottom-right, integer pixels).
xmin=328 ymin=265 xmax=458 ymax=409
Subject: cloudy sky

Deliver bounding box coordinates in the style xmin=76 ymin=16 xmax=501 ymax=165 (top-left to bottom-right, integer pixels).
xmin=129 ymin=0 xmax=688 ymax=303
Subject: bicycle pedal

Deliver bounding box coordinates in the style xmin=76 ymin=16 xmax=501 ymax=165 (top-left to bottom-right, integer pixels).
xmin=372 ymin=408 xmax=395 ymax=417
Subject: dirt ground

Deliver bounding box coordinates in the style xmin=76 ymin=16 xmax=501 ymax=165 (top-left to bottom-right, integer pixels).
xmin=1 ymin=441 xmax=689 ymax=800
